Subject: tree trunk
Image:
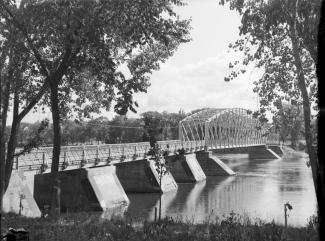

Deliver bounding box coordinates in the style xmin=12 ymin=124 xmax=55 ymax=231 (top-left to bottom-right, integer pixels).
xmin=159 ymin=174 xmax=162 ymax=221
xmin=316 ymin=1 xmax=325 ymax=239
xmin=50 ymin=82 xmax=61 ymax=217
xmin=0 ymin=79 xmax=10 ymax=215
xmin=290 ymin=10 xmax=324 ymax=233
xmin=4 ymin=90 xmax=20 ymax=191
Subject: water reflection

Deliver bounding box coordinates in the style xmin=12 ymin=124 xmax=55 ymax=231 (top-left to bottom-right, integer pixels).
xmin=126 ymin=190 xmax=177 ymax=221
xmin=121 ymin=151 xmax=316 ymax=226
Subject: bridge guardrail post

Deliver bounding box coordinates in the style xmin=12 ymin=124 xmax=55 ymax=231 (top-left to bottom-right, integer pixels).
xmin=133 ymin=145 xmax=137 ymax=160
xmin=16 ymin=156 xmax=19 ymax=170
xmin=40 ymin=152 xmax=47 ymax=173
xmin=142 ymin=145 xmax=145 ymax=158
xmin=80 ymin=146 xmax=87 ymax=167
xmin=120 ymin=146 xmax=125 ymax=162
xmin=64 ymin=151 xmax=66 ymax=163
xmin=107 ymin=146 xmax=112 ymax=164
xmin=62 ymin=150 xmax=69 ymax=170
xmin=94 ymin=146 xmax=100 ymax=165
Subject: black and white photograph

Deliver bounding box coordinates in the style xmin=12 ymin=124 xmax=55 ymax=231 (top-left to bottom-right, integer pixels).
xmin=0 ymin=0 xmax=324 ymax=240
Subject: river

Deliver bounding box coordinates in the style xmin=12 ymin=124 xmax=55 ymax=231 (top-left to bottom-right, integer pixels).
xmin=106 ymin=148 xmax=317 ymax=227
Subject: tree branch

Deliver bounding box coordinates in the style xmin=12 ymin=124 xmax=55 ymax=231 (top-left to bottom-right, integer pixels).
xmin=0 ymin=1 xmax=50 ymax=77
xmin=16 ymin=79 xmax=50 ymax=123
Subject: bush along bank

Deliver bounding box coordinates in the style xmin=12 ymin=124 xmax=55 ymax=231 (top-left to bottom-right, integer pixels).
xmin=1 ymin=212 xmax=319 ymax=241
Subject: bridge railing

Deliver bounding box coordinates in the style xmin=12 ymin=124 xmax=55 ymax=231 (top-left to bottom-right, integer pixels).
xmin=16 ymin=140 xmax=208 ymax=173
xmin=17 ymin=142 xmax=152 ymax=172
xmin=266 ymin=133 xmax=280 ymax=145
xmin=16 ymin=135 xmax=275 ymax=173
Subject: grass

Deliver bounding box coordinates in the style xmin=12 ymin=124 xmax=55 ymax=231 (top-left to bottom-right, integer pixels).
xmin=1 ymin=212 xmax=319 ymax=241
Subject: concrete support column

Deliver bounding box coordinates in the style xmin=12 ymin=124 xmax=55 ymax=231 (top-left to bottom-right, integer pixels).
xmin=166 ymin=153 xmax=206 ymax=183
xmin=3 ymin=170 xmax=41 ymax=217
xmin=115 ymin=159 xmax=178 ymax=193
xmin=267 ymin=145 xmax=284 ymax=157
xmin=248 ymin=145 xmax=281 ymax=160
xmin=34 ymin=166 xmax=129 ymax=212
xmin=195 ymin=151 xmax=235 ymax=176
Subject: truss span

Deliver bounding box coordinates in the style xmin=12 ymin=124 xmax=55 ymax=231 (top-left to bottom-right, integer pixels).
xmin=179 ymin=108 xmax=268 ymax=148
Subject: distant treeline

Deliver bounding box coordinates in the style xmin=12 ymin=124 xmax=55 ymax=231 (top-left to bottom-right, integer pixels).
xmin=6 ymin=110 xmax=192 ymax=147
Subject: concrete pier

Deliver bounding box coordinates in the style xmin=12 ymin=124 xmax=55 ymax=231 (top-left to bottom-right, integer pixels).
xmin=3 ymin=171 xmax=41 ymax=217
xmin=195 ymin=151 xmax=235 ymax=176
xmin=166 ymin=154 xmax=206 ymax=183
xmin=248 ymin=145 xmax=281 ymax=159
xmin=34 ymin=166 xmax=129 ymax=212
xmin=212 ymin=147 xmax=248 ymax=154
xmin=267 ymin=145 xmax=284 ymax=157
xmin=115 ymin=159 xmax=178 ymax=193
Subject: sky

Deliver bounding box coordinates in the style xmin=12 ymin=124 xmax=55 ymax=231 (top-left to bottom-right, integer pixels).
xmin=22 ymin=0 xmax=263 ymax=123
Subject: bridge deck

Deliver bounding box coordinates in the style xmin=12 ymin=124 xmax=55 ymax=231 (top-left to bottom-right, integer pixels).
xmin=15 ymin=139 xmax=279 ymax=173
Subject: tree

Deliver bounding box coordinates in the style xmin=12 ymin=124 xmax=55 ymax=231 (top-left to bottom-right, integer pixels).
xmin=273 ymin=103 xmax=304 ymax=148
xmin=141 ymin=110 xmax=186 ymax=143
xmin=142 ymin=111 xmax=165 ymax=144
xmin=151 ymin=143 xmax=169 ymax=221
xmin=220 ymin=0 xmax=323 ymax=234
xmin=161 ymin=110 xmax=186 ymax=140
xmin=1 ymin=1 xmax=50 ymax=214
xmin=1 ymin=0 xmax=191 ymax=216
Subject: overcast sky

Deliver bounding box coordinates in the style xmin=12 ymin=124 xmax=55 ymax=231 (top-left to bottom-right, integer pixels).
xmin=22 ymin=0 xmax=262 ymax=123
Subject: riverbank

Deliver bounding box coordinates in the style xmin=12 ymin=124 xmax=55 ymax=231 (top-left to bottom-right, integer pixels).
xmin=1 ymin=212 xmax=319 ymax=241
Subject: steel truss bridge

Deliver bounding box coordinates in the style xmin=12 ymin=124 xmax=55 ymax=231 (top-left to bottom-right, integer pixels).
xmin=16 ymin=108 xmax=279 ymax=173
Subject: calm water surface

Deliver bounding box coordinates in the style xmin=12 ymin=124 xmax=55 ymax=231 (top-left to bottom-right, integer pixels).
xmin=113 ymin=150 xmax=316 ymax=227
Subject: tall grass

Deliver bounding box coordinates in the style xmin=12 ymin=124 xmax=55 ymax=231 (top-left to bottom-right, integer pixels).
xmin=1 ymin=212 xmax=319 ymax=241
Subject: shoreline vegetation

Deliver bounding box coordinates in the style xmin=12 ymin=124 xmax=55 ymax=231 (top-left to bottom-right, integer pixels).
xmin=1 ymin=212 xmax=319 ymax=241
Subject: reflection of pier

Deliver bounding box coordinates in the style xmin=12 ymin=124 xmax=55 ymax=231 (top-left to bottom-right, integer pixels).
xmin=163 ymin=181 xmax=206 ymax=222
xmin=183 ymin=181 xmax=206 ymax=212
xmin=126 ymin=191 xmax=177 ymax=220
xmin=126 ymin=193 xmax=160 ymax=219
xmin=150 ymin=191 xmax=178 ymax=220
xmin=198 ymin=175 xmax=262 ymax=217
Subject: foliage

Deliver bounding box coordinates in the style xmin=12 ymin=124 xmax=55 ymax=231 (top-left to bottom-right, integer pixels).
xmin=151 ymin=144 xmax=169 ymax=183
xmin=14 ymin=119 xmax=49 ymax=157
xmin=108 ymin=116 xmax=144 ymax=144
xmin=1 ymin=212 xmax=319 ymax=241
xmin=220 ymin=0 xmax=318 ymax=114
xmin=6 ymin=110 xmax=187 ymax=147
xmin=1 ymin=0 xmax=192 ymax=120
xmin=141 ymin=110 xmax=186 ymax=143
xmin=150 ymin=143 xmax=169 ymax=221
xmin=272 ymin=103 xmax=304 ymax=148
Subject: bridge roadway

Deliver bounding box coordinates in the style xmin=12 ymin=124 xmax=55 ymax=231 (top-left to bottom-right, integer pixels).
xmin=15 ymin=139 xmax=278 ymax=173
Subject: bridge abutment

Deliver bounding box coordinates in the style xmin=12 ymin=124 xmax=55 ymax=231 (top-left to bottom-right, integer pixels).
xmin=115 ymin=159 xmax=178 ymax=193
xmin=2 ymin=170 xmax=41 ymax=217
xmin=195 ymin=151 xmax=235 ymax=176
xmin=34 ymin=166 xmax=129 ymax=212
xmin=267 ymin=145 xmax=284 ymax=157
xmin=166 ymin=153 xmax=206 ymax=183
xmin=248 ymin=145 xmax=281 ymax=159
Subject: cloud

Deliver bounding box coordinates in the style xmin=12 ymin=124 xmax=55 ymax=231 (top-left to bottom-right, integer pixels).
xmin=130 ymin=52 xmax=262 ymax=117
